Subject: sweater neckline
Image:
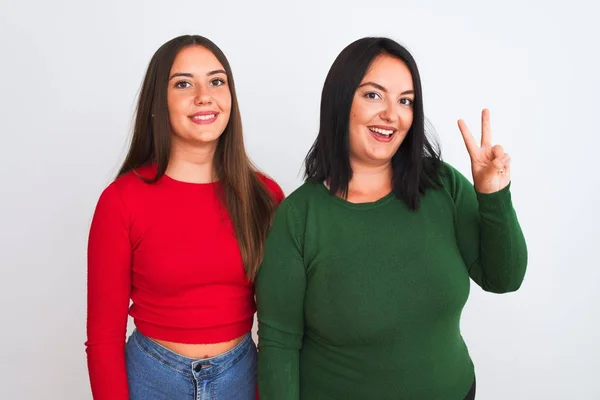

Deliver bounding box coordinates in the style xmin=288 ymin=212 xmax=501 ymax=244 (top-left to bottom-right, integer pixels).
xmin=161 ymin=172 xmax=220 ymax=188
xmin=314 ymin=181 xmax=396 ymax=210
xmin=136 ymin=163 xmax=220 ymax=189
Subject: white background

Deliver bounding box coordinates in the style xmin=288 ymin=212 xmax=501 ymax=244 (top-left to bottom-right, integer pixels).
xmin=1 ymin=0 xmax=598 ymax=398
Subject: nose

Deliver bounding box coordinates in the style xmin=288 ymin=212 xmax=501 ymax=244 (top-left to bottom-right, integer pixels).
xmin=194 ymin=86 xmax=212 ymax=105
xmin=379 ymin=99 xmax=398 ymax=123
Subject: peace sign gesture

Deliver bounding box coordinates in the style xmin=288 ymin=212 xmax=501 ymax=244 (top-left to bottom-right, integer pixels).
xmin=458 ymin=109 xmax=511 ymax=194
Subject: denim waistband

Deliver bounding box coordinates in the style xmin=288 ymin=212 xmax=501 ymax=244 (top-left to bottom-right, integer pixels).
xmin=131 ymin=329 xmax=253 ymax=378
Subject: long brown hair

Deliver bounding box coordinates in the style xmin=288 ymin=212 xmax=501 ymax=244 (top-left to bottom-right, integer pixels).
xmin=117 ymin=35 xmax=277 ymax=281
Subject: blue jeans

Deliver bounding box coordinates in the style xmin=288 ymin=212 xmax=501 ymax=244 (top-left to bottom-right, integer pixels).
xmin=125 ymin=329 xmax=257 ymax=400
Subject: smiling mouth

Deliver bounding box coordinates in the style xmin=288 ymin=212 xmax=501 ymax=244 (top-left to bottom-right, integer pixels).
xmin=192 ymin=113 xmax=217 ymax=121
xmin=368 ymin=126 xmax=396 ymax=140
xmin=189 ymin=113 xmax=219 ymax=125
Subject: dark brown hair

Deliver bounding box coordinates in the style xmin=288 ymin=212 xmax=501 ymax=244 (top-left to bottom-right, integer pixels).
xmin=118 ymin=34 xmax=277 ymax=280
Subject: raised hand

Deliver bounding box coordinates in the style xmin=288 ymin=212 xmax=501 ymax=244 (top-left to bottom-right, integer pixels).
xmin=458 ymin=109 xmax=510 ymax=194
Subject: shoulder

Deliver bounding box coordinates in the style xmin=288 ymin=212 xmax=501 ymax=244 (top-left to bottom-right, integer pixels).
xmin=275 ymin=180 xmax=323 ymax=214
xmin=264 ymin=182 xmax=320 ymax=240
xmin=436 ymin=161 xmax=474 ymax=200
xmin=114 ymin=163 xmax=158 ymax=190
xmin=255 ymin=172 xmax=285 ymax=205
xmin=96 ymin=164 xmax=156 ymax=212
xmin=91 ymin=179 xmax=130 ymax=227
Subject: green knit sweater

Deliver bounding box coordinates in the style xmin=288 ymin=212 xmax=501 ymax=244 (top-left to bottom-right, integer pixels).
xmin=256 ymin=163 xmax=527 ymax=400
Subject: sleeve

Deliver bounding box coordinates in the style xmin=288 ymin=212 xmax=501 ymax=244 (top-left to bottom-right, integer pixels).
xmin=85 ymin=183 xmax=132 ymax=399
xmin=447 ymin=165 xmax=528 ymax=293
xmin=256 ymin=200 xmax=305 ymax=400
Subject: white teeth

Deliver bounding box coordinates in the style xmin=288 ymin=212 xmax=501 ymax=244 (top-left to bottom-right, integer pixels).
xmin=369 ymin=127 xmax=394 ymax=136
xmin=193 ymin=114 xmax=216 ymax=120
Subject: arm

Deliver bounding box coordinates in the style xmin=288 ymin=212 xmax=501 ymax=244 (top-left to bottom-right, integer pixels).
xmin=449 ymin=166 xmax=528 ymax=293
xmin=256 ymin=201 xmax=305 ymax=399
xmin=85 ymin=184 xmax=132 ymax=399
xmin=453 ymin=109 xmax=527 ymax=292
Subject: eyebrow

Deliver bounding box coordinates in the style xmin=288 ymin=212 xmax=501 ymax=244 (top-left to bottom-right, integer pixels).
xmin=358 ymin=82 xmax=414 ymax=95
xmin=169 ymin=69 xmax=227 ymax=80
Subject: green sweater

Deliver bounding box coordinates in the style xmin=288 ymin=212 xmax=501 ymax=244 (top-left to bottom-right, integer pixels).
xmin=256 ymin=163 xmax=527 ymax=400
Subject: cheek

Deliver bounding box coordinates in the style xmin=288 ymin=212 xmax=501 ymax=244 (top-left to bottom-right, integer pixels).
xmin=401 ymin=110 xmax=414 ymax=130
xmin=349 ymin=108 xmax=372 ymax=144
xmin=215 ymin=91 xmax=232 ymax=113
xmin=349 ymin=105 xmax=365 ymax=134
xmin=167 ymin=94 xmax=187 ymax=118
xmin=350 ymin=101 xmax=369 ymax=123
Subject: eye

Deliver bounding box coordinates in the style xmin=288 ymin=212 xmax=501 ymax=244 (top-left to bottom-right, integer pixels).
xmin=174 ymin=81 xmax=191 ymax=89
xmin=364 ymin=92 xmax=382 ymax=100
xmin=210 ymin=78 xmax=226 ymax=87
xmin=399 ymin=97 xmax=414 ymax=106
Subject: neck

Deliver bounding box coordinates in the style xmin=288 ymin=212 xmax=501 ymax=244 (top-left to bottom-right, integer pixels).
xmin=166 ymin=139 xmax=218 ymax=184
xmin=345 ymin=159 xmax=393 ymax=201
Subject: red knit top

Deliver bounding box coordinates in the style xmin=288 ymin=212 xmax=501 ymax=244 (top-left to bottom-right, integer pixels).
xmin=85 ymin=164 xmax=284 ymax=399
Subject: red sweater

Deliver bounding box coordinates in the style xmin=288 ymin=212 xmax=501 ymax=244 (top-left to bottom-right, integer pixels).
xmin=85 ymin=165 xmax=284 ymax=399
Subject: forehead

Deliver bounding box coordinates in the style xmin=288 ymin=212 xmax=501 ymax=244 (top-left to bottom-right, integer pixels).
xmin=361 ymin=54 xmax=413 ymax=90
xmin=170 ymin=45 xmax=225 ymax=74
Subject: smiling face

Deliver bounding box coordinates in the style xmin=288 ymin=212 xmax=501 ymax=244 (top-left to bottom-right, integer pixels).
xmin=167 ymin=45 xmax=232 ymax=150
xmin=348 ymin=53 xmax=415 ymax=167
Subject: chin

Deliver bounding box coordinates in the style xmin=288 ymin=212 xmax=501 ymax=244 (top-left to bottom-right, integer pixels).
xmin=191 ymin=128 xmax=225 ymax=141
xmin=366 ymin=150 xmax=396 ymax=163
xmin=195 ymin=135 xmax=223 ymax=146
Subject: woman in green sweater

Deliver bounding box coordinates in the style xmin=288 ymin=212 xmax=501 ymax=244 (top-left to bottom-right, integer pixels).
xmin=256 ymin=37 xmax=527 ymax=400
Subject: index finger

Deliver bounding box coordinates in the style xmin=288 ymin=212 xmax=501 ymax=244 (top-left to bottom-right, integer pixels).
xmin=458 ymin=119 xmax=479 ymax=158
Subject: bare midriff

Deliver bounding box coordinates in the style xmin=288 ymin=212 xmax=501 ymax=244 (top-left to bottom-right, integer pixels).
xmin=151 ymin=334 xmax=245 ymax=359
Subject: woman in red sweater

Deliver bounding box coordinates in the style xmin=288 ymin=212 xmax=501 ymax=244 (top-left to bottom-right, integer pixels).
xmin=85 ymin=35 xmax=284 ymax=400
